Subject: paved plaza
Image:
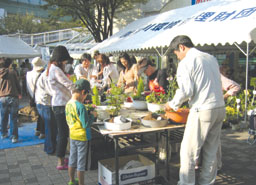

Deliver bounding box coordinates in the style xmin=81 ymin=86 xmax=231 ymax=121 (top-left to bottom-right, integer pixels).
xmin=0 ymin=126 xmax=255 ymax=185
xmin=0 ymin=97 xmax=255 ymax=185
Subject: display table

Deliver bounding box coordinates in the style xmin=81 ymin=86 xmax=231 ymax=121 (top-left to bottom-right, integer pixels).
xmin=92 ymin=108 xmax=185 ymax=185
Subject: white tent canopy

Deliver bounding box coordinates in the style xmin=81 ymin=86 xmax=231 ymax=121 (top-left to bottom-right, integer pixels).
xmin=66 ymin=42 xmax=97 ymax=59
xmin=0 ymin=36 xmax=41 ymax=59
xmin=90 ymin=0 xmax=256 ymax=54
xmin=90 ymin=0 xmax=256 ymax=121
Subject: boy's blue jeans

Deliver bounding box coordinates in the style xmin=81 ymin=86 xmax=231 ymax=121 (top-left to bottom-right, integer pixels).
xmin=0 ymin=96 xmax=19 ymax=139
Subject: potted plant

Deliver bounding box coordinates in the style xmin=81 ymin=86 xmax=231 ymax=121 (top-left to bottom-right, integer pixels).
xmin=164 ymin=76 xmax=190 ymax=123
xmin=132 ymin=77 xmax=147 ymax=110
xmin=146 ymin=89 xmax=167 ymax=112
xmin=92 ymin=86 xmax=100 ymax=106
xmin=106 ymin=83 xmax=126 ymax=117
xmin=93 ymin=86 xmax=111 ymax=120
xmin=224 ymin=106 xmax=242 ymax=130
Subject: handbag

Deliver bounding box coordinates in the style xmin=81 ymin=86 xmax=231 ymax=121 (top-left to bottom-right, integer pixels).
xmin=29 ymin=72 xmax=43 ymax=107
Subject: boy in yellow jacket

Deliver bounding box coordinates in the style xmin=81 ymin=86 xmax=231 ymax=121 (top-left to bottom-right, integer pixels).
xmin=65 ymin=79 xmax=97 ymax=185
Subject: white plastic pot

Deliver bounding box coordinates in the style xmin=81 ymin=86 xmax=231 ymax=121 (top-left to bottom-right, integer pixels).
xmin=132 ymin=100 xmax=147 ymax=110
xmin=123 ymin=101 xmax=133 ymax=108
xmin=147 ymin=102 xmax=164 ymax=112
xmin=141 ymin=117 xmax=168 ymax=128
xmin=104 ymin=117 xmax=132 ymax=131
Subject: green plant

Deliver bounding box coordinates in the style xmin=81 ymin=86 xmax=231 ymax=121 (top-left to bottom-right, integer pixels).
xmin=145 ymin=76 xmax=177 ymax=105
xmin=84 ymin=104 xmax=96 ymax=113
xmin=132 ymin=77 xmax=145 ymax=101
xmin=106 ymin=83 xmax=126 ymax=116
xmin=250 ymin=77 xmax=256 ymax=89
xmin=92 ymin=86 xmax=100 ymax=106
xmin=223 ymin=106 xmax=242 ymax=125
xmin=146 ymin=91 xmax=168 ymax=104
xmin=168 ymin=76 xmax=178 ymax=100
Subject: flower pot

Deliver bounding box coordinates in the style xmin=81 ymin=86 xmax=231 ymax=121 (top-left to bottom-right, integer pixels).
xmin=132 ymin=100 xmax=147 ymax=110
xmin=104 ymin=117 xmax=132 ymax=131
xmin=147 ymin=102 xmax=164 ymax=112
xmin=165 ymin=108 xmax=189 ymax=124
xmin=141 ymin=117 xmax=168 ymax=128
xmin=123 ymin=101 xmax=133 ymax=108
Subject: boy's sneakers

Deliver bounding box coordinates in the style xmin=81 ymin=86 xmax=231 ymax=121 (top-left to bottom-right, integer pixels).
xmin=68 ymin=178 xmax=79 ymax=185
xmin=12 ymin=138 xmax=18 ymax=143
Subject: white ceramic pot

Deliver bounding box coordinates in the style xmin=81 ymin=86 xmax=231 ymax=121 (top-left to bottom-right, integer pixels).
xmin=147 ymin=102 xmax=164 ymax=112
xmin=132 ymin=100 xmax=147 ymax=110
xmin=123 ymin=101 xmax=133 ymax=108
xmin=141 ymin=117 xmax=168 ymax=128
xmin=104 ymin=117 xmax=132 ymax=131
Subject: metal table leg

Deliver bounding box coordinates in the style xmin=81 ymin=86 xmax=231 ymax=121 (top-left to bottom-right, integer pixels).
xmin=155 ymin=132 xmax=159 ymax=176
xmin=165 ymin=129 xmax=170 ymax=181
xmin=114 ymin=137 xmax=120 ymax=185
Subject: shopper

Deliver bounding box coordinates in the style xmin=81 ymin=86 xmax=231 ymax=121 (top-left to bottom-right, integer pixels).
xmin=47 ymin=45 xmax=75 ymax=170
xmin=35 ymin=61 xmax=57 ymax=155
xmin=137 ymin=58 xmax=169 ymax=92
xmin=165 ymin=35 xmax=225 ymax=185
xmin=26 ymin=57 xmax=45 ymax=139
xmin=0 ymin=58 xmax=21 ymax=143
xmin=96 ymin=54 xmax=119 ymax=90
xmin=66 ymin=79 xmax=96 ymax=185
xmin=74 ymin=53 xmax=93 ymax=80
xmin=117 ymin=52 xmax=139 ymax=93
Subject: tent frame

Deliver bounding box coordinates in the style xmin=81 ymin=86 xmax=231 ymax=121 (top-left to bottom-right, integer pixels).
xmin=234 ymin=42 xmax=256 ymax=123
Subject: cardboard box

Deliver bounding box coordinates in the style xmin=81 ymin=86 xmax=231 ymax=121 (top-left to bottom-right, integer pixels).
xmin=98 ymin=154 xmax=155 ymax=185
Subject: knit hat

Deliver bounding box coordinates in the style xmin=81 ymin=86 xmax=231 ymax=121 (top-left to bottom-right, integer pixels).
xmin=51 ymin=45 xmax=73 ymax=62
xmin=31 ymin=57 xmax=45 ymax=71
xmin=74 ymin=79 xmax=91 ymax=93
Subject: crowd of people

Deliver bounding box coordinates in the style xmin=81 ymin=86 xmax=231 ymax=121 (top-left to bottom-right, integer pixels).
xmin=0 ymin=35 xmax=241 ymax=185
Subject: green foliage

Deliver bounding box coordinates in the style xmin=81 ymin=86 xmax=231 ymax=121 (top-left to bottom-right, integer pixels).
xmin=107 ymin=84 xmax=126 ymax=116
xmin=146 ymin=91 xmax=168 ymax=104
xmin=168 ymin=76 xmax=178 ymax=100
xmin=43 ymin=0 xmax=149 ymax=42
xmin=225 ymin=89 xmax=256 ymax=117
xmin=223 ymin=106 xmax=242 ymax=125
xmin=92 ymin=86 xmax=100 ymax=106
xmin=145 ymin=76 xmax=177 ymax=104
xmin=250 ymin=77 xmax=256 ymax=89
xmin=132 ymin=77 xmax=145 ymax=100
xmin=0 ymin=13 xmax=80 ymax=35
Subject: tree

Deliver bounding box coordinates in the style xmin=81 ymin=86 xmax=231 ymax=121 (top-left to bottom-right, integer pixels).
xmin=0 ymin=13 xmax=80 ymax=35
xmin=43 ymin=0 xmax=149 ymax=42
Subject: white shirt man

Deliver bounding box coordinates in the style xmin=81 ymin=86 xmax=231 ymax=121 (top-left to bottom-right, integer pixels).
xmin=165 ymin=35 xmax=225 ymax=185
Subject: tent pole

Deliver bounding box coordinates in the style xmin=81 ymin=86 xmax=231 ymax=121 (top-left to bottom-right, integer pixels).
xmin=249 ymin=46 xmax=256 ymax=55
xmin=154 ymin=48 xmax=161 ymax=57
xmin=245 ymin=43 xmax=249 ymax=124
xmin=234 ymin=42 xmax=249 ymax=125
xmin=154 ymin=47 xmax=165 ymax=69
xmin=161 ymin=47 xmax=164 ymax=68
